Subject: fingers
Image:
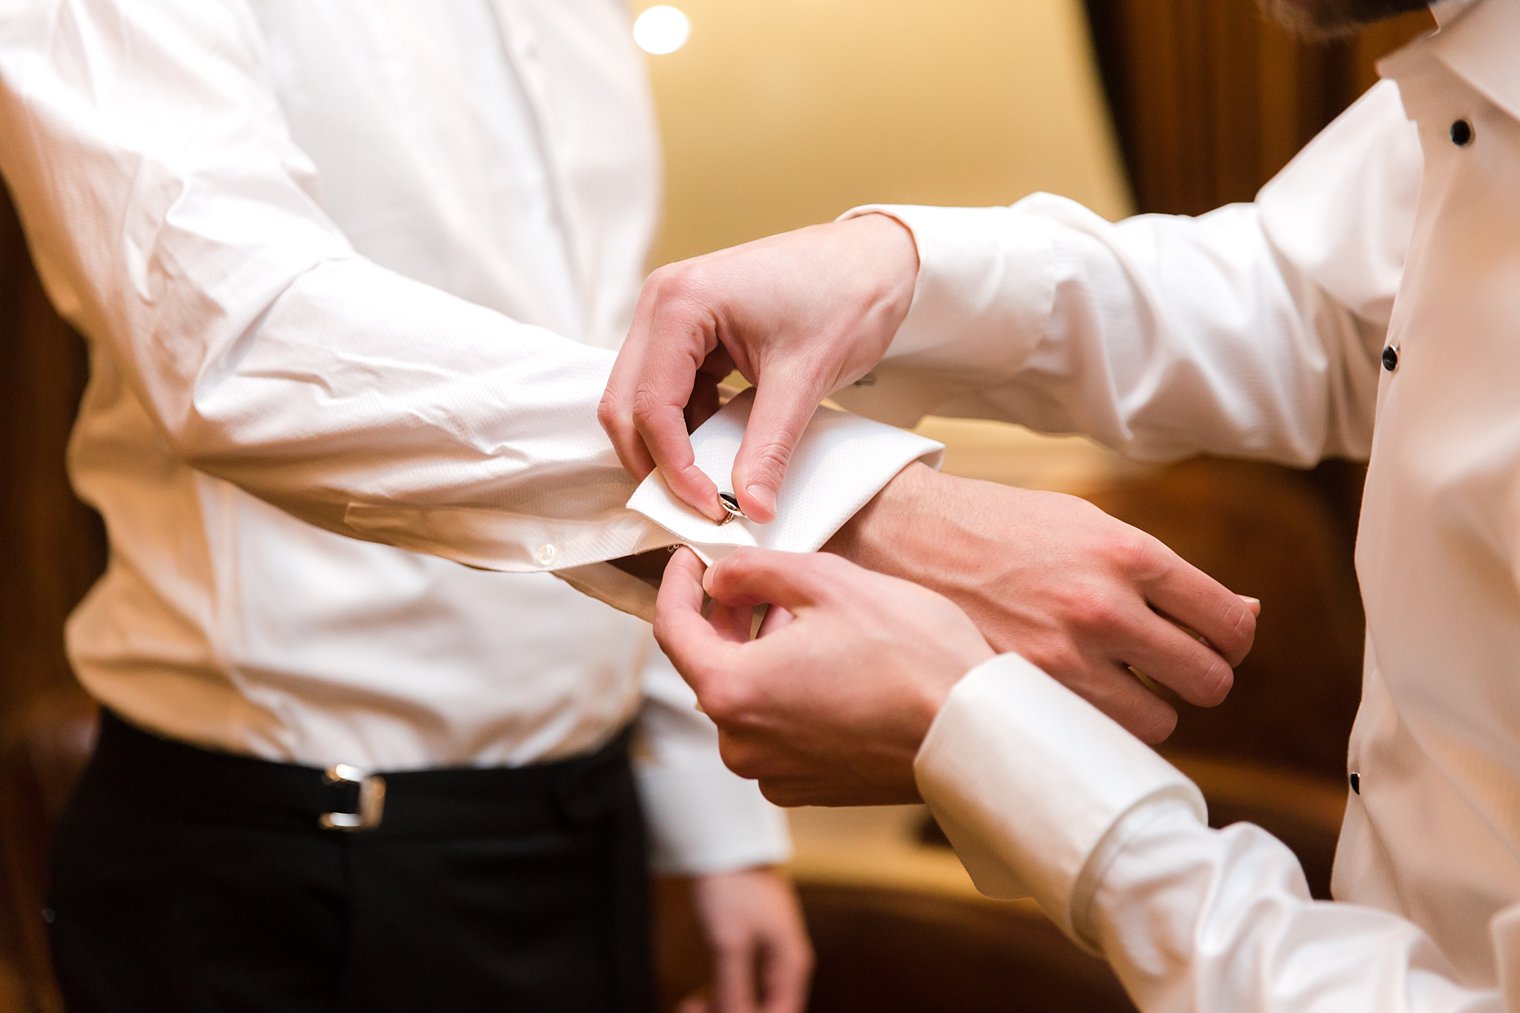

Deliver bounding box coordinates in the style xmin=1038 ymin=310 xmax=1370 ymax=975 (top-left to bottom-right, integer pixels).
xmin=655 ymin=549 xmax=735 ymax=687
xmin=730 ymin=370 xmax=828 ymax=523
xmin=603 ymin=277 xmax=727 ymax=522
xmin=600 ymin=292 xmax=663 ymax=479
xmin=706 ymin=596 xmax=757 ymax=645
xmin=1080 ymin=666 xmax=1180 ymax=744
xmin=1114 ymin=612 xmax=1236 ymax=708
xmin=1141 ymin=551 xmax=1258 ymax=667
xmin=633 ymin=387 xmax=724 ymax=523
xmin=760 ymin=935 xmax=813 ymax=1013
xmin=703 ymin=548 xmax=844 ymax=612
xmin=710 ymin=938 xmax=760 ymax=1013
xmin=755 ymin=604 xmax=796 ymax=637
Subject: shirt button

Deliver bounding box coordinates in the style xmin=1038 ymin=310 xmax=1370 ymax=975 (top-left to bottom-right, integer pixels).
xmin=1381 ymin=344 xmax=1399 ymax=372
xmin=1349 ymin=771 xmax=1361 ymax=795
xmin=535 ymin=543 xmax=557 ymax=566
xmin=1450 ymin=118 xmax=1474 ymax=147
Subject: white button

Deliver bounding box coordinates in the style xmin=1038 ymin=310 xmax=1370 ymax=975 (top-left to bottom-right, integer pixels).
xmin=535 ymin=543 xmax=557 ymax=566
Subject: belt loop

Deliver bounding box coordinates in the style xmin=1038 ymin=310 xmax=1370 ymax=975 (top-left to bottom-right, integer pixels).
xmin=320 ymin=764 xmax=387 ymax=831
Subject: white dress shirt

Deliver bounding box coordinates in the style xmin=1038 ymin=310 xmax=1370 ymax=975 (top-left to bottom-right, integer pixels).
xmin=843 ymin=0 xmax=1520 ymax=1006
xmin=0 ymin=0 xmax=934 ymax=874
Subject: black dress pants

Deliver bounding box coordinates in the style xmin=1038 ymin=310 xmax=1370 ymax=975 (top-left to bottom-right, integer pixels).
xmin=47 ymin=712 xmax=654 ymax=1013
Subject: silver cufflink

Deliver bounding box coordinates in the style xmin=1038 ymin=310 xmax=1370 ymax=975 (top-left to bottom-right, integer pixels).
xmin=717 ymin=492 xmax=746 ymax=525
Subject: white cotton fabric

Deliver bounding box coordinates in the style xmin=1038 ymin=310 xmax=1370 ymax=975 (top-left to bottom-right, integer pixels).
xmin=891 ymin=0 xmax=1520 ymax=1005
xmin=626 ymin=389 xmax=944 ymax=565
xmin=0 ymin=0 xmax=898 ymax=872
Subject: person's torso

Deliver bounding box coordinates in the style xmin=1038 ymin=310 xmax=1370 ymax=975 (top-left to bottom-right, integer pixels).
xmin=1340 ymin=0 xmax=1520 ymax=983
xmin=66 ymin=0 xmax=663 ymax=769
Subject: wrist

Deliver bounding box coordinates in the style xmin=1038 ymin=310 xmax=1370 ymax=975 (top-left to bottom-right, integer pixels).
xmin=824 ymin=460 xmax=939 ymax=575
xmin=838 ymin=212 xmax=920 ymax=345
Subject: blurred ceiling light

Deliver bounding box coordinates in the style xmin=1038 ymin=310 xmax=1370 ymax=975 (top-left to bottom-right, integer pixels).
xmin=634 ymin=5 xmax=691 ymax=56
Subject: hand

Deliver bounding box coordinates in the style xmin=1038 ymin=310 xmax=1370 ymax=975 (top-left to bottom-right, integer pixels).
xmin=678 ymin=866 xmax=814 ymax=1013
xmin=655 ymin=547 xmax=994 ymax=806
xmin=826 ymin=463 xmax=1259 ymax=743
xmin=599 ymin=214 xmax=919 ymax=523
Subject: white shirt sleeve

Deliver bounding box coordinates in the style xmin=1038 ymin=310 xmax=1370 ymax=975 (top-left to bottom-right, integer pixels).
xmin=633 ymin=643 xmax=792 ymax=875
xmin=0 ymin=0 xmax=666 ymax=572
xmin=834 ymin=80 xmax=1421 ymax=469
xmin=914 ymin=658 xmax=1520 ymax=1011
xmin=0 ymin=2 xmax=937 ymax=596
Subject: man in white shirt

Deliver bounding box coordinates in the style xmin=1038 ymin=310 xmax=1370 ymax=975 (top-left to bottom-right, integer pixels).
xmin=607 ymin=0 xmax=1520 ymax=1007
xmin=0 ymin=3 xmax=815 ymax=1011
xmin=0 ymin=2 xmax=1262 ymax=1011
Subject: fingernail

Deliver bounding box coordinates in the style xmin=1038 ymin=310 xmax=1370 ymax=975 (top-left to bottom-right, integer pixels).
xmin=745 ymin=483 xmax=777 ymax=521
xmin=1239 ymin=595 xmax=1261 ymax=616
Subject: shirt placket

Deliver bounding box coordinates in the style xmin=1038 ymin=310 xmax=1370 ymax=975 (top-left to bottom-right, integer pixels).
xmin=486 ymin=0 xmax=590 ymax=339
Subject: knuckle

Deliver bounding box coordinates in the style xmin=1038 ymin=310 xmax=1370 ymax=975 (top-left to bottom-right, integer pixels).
xmin=651 ymin=613 xmax=677 ymax=654
xmin=649 ymin=261 xmax=700 ymax=299
xmin=715 ymin=734 xmax=751 ymax=775
xmin=701 ymin=682 xmax=749 ymax=727
xmin=1135 ymin=705 xmax=1179 ymax=744
xmin=743 ymin=437 xmax=795 ymax=481
xmin=758 ymin=780 xmax=798 ymax=807
xmin=595 ymin=390 xmax=623 ymax=433
xmin=1108 ymin=528 xmax=1164 ymax=578
xmin=1067 ymin=585 xmax=1123 ymax=633
xmin=630 ymin=386 xmax=670 ymax=426
xmin=1194 ymin=657 xmax=1235 ymax=707
xmin=1229 ymin=601 xmax=1258 ymax=651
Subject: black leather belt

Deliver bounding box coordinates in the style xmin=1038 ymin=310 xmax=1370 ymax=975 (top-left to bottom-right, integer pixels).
xmin=85 ymin=710 xmax=634 ymax=839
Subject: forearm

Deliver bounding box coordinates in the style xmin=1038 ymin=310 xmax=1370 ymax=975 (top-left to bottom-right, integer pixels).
xmin=834 ymin=83 xmax=1419 ymax=466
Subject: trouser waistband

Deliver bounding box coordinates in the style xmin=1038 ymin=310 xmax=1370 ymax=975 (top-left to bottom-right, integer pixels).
xmin=81 ymin=710 xmax=635 ymax=839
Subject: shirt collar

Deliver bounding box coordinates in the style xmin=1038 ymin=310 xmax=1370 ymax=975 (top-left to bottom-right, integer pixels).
xmin=1382 ymin=0 xmax=1520 ymax=124
xmin=1430 ymin=0 xmax=1476 ymax=27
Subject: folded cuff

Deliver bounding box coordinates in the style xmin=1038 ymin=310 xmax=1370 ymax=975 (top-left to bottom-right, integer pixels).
xmin=914 ymin=653 xmax=1205 ymax=940
xmin=627 ymin=388 xmax=943 ymax=562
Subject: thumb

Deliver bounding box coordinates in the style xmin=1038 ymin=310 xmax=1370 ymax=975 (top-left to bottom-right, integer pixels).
xmin=731 ymin=374 xmax=828 ymax=523
xmin=704 ymin=549 xmax=834 ymax=613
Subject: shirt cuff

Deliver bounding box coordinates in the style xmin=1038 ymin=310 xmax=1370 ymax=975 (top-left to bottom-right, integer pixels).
xmin=635 ymin=762 xmax=792 ymax=875
xmin=627 ymin=388 xmax=944 ymax=563
xmin=831 ymin=203 xmax=1059 ymax=424
xmin=913 ymin=653 xmax=1206 ymax=941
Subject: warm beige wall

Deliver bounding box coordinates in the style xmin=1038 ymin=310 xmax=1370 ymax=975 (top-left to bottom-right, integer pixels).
xmin=637 ymin=0 xmax=1134 ymax=483
xmin=639 ymin=0 xmax=1133 ymax=268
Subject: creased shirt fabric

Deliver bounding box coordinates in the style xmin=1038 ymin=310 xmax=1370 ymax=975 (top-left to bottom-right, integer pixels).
xmin=0 ymin=0 xmax=817 ymax=873
xmin=859 ymin=1 xmax=1520 ymax=1006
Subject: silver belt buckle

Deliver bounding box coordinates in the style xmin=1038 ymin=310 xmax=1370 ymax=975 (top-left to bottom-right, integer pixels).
xmin=319 ymin=763 xmax=387 ymax=831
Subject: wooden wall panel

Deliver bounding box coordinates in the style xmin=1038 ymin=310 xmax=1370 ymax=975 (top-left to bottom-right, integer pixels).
xmin=0 ymin=193 xmax=101 ymax=718
xmin=1085 ymin=2 xmax=1433 ymax=214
